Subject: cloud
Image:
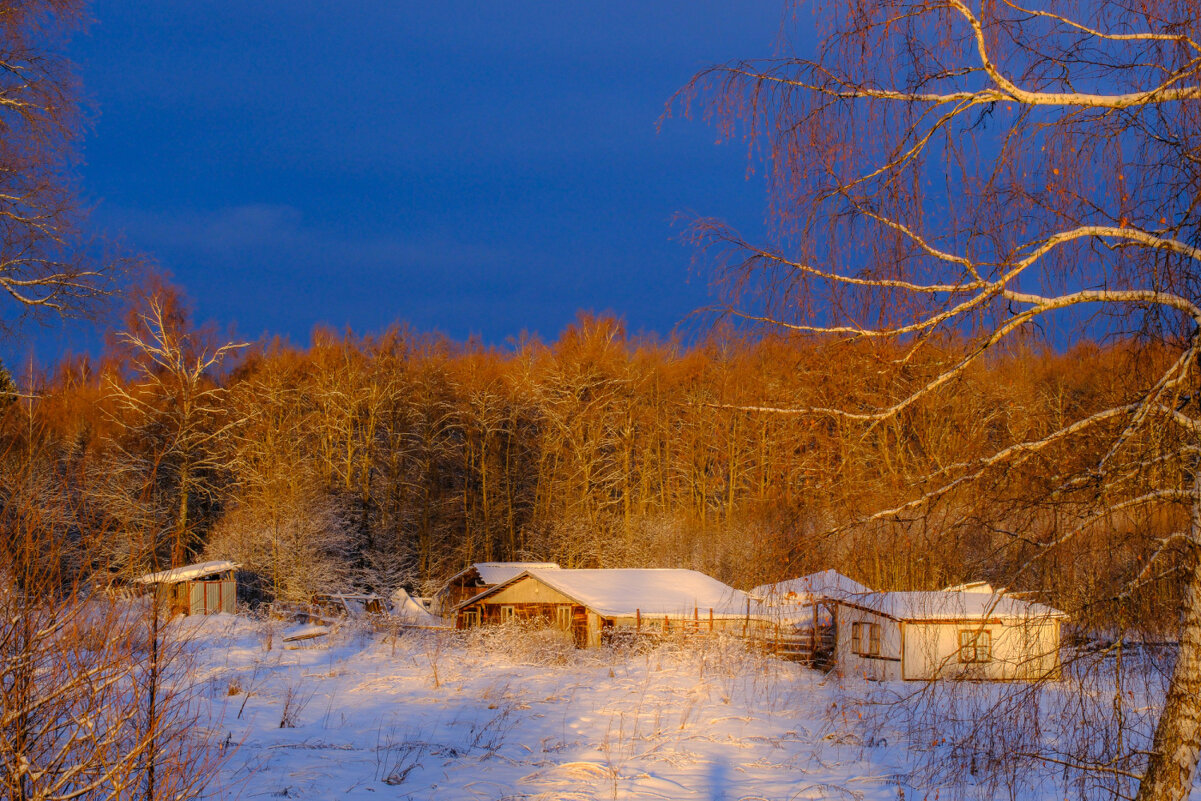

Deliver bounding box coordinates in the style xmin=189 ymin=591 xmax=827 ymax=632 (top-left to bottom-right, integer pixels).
xmin=98 ymin=203 xmax=503 ymax=284
xmin=88 ymin=202 xmax=584 ymax=343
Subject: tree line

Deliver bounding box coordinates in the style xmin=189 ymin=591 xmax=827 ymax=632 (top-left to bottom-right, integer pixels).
xmin=1 ymin=286 xmax=1182 ymax=633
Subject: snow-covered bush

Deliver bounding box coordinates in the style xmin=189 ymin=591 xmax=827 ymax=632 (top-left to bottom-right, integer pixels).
xmin=460 ymin=619 xmax=581 ymax=667
xmin=1 ymin=588 xmax=225 ymax=800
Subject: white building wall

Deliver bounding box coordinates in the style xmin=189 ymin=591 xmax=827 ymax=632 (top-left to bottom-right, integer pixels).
xmin=901 ymin=620 xmax=1061 ymax=680
xmin=902 ymin=622 xmax=997 ymax=680
xmin=834 ymin=606 xmax=902 ymax=681
xmin=835 ymin=603 xmax=1062 ymax=681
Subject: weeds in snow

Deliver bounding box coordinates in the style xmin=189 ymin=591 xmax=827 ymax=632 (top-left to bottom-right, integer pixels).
xmin=424 ymin=629 xmax=445 ymax=688
xmin=599 ymin=712 xmax=638 ymax=800
xmin=373 ymin=721 xmax=427 ymax=786
xmin=827 ymin=643 xmax=1175 ymax=801
xmin=278 ymin=677 xmax=315 ymax=728
xmin=468 ymin=698 xmax=521 ymax=754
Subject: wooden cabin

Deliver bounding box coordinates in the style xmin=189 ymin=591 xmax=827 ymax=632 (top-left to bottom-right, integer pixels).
xmin=433 ymin=561 xmax=560 ymax=616
xmin=833 ymin=591 xmax=1066 ymax=681
xmin=134 ymin=560 xmax=239 ymax=616
xmin=455 ymin=568 xmax=752 ymax=647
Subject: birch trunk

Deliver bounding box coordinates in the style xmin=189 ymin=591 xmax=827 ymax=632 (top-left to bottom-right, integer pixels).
xmin=173 ymin=462 xmax=190 ymax=566
xmin=1136 ymin=471 xmax=1201 ymax=801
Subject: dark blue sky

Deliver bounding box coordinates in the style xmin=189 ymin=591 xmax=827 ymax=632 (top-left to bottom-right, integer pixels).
xmin=31 ymin=1 xmax=783 ymax=358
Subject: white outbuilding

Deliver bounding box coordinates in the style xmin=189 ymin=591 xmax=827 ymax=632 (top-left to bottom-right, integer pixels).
xmin=834 ymin=591 xmax=1066 ymax=681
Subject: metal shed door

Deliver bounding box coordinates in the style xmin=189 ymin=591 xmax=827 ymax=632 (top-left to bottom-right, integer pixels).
xmin=200 ymin=580 xmax=225 ymax=614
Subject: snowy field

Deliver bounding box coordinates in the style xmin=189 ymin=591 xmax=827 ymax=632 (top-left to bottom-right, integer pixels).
xmin=173 ymin=615 xmax=1189 ymax=801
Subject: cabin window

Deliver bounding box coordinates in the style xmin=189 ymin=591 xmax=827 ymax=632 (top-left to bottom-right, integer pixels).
xmin=958 ymin=630 xmax=992 ymax=663
xmin=555 ymin=606 xmax=572 ymax=630
xmin=851 ymin=622 xmax=881 ymax=656
xmin=499 ymin=605 xmax=516 ymax=624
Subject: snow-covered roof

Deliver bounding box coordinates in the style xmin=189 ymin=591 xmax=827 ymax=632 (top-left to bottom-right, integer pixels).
xmin=751 ymin=569 xmax=872 ymax=603
xmin=476 ymin=562 xmax=560 ymax=585
xmin=466 ymin=568 xmax=751 ymax=619
xmin=134 ymin=560 xmax=240 ymax=585
xmin=445 ymin=561 xmax=562 ymax=589
xmin=941 ymin=580 xmax=1000 ymax=594
xmin=391 ymin=588 xmax=443 ymax=626
xmin=840 ymin=591 xmax=1066 ymax=622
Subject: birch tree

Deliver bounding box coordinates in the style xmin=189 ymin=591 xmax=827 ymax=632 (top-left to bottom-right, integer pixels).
xmin=0 ymin=0 xmax=118 ymax=326
xmin=105 ymin=292 xmax=246 ymax=568
xmin=679 ymin=1 xmax=1201 ymax=798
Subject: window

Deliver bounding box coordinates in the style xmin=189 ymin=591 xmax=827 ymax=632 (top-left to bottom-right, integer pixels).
xmin=555 ymin=606 xmax=572 ymax=631
xmin=500 ymin=605 xmax=516 ymax=624
xmin=851 ymin=622 xmax=881 ymax=656
xmin=959 ymin=629 xmax=992 ymax=663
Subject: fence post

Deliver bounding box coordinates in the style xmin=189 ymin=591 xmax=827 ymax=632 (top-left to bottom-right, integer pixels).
xmin=811 ymin=602 xmax=817 ymax=659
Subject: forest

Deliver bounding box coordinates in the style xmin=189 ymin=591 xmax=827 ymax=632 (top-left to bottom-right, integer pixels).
xmin=2 ymin=283 xmax=1183 ymax=634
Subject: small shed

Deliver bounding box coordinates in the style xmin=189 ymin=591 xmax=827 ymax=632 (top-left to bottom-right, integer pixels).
xmin=455 ymin=568 xmax=751 ymax=647
xmin=834 ymin=591 xmax=1066 ymax=681
xmin=135 ymin=560 xmax=239 ymax=616
xmin=433 ymin=561 xmax=561 ymax=615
